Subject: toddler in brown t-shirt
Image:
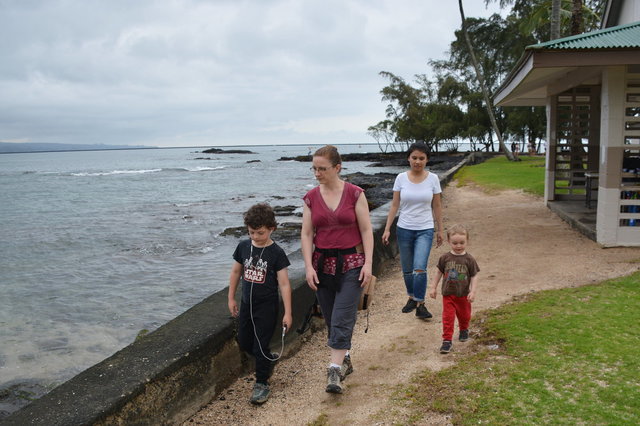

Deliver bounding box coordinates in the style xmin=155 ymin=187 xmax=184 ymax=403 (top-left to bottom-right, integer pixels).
xmin=429 ymin=224 xmax=479 ymax=354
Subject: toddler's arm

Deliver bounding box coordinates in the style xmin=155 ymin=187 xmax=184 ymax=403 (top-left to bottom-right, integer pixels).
xmin=468 ymin=274 xmax=478 ymax=303
xmin=277 ymin=268 xmax=293 ymax=332
xmin=228 ymin=261 xmax=242 ymax=317
xmin=429 ymin=269 xmax=443 ymax=299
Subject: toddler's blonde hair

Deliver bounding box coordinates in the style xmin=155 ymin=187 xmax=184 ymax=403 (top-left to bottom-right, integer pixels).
xmin=446 ymin=223 xmax=470 ymax=240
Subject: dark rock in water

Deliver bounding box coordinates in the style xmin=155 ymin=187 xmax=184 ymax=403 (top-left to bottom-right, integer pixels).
xmin=201 ymin=148 xmax=255 ymax=154
xmin=272 ymin=205 xmax=298 ymax=216
xmin=246 ymin=159 xmax=261 ymax=163
xmin=193 ymin=157 xmax=212 ymax=160
xmin=220 ymin=226 xmax=246 ymax=238
xmin=219 ymin=221 xmax=302 ymax=243
xmin=275 ymin=222 xmax=303 ymax=242
xmin=343 ymin=172 xmax=396 ymax=210
xmin=278 ymin=151 xmax=466 ymax=169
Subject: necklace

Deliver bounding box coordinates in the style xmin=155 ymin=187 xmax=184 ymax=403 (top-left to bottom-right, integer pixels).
xmin=247 ymin=244 xmax=266 ymax=283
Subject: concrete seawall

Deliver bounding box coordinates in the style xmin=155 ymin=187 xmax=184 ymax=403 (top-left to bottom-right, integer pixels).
xmin=2 ymin=154 xmax=477 ymax=426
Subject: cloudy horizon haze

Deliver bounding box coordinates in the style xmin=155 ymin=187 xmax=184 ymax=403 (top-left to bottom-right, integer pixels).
xmin=1 ymin=0 xmax=503 ymax=148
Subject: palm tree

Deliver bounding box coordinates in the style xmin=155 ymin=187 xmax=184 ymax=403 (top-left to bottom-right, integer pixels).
xmin=458 ymin=0 xmax=515 ymax=160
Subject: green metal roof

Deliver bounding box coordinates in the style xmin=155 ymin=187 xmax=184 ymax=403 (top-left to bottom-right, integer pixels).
xmin=527 ymin=20 xmax=640 ymax=50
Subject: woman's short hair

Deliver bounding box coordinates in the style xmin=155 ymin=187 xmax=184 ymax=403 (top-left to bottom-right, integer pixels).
xmin=313 ymin=145 xmax=342 ymax=166
xmin=406 ymin=143 xmax=429 ymax=158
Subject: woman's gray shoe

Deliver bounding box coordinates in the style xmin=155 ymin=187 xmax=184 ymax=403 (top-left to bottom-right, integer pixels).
xmin=340 ymin=354 xmax=353 ymax=380
xmin=250 ymin=382 xmax=271 ymax=405
xmin=326 ymin=366 xmax=343 ymax=393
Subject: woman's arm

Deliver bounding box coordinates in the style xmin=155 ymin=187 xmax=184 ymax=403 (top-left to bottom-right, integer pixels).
xmin=382 ymin=191 xmax=400 ymax=245
xmin=301 ymin=203 xmax=319 ymax=291
xmin=432 ymin=192 xmax=444 ymax=247
xmin=355 ymin=191 xmax=374 ymax=287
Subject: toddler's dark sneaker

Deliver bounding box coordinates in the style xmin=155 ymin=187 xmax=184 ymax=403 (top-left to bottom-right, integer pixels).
xmin=415 ymin=304 xmax=433 ymax=319
xmin=459 ymin=329 xmax=469 ymax=342
xmin=326 ymin=366 xmax=343 ymax=394
xmin=440 ymin=340 xmax=453 ymax=354
xmin=340 ymin=354 xmax=353 ymax=380
xmin=250 ymin=382 xmax=271 ymax=405
xmin=402 ymin=298 xmax=418 ymax=313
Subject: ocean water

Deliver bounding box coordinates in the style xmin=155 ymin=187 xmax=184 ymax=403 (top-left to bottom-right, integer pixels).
xmin=0 ymin=143 xmax=399 ymax=413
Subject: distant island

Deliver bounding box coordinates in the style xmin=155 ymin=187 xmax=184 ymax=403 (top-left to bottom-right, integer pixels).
xmin=0 ymin=142 xmax=155 ymax=154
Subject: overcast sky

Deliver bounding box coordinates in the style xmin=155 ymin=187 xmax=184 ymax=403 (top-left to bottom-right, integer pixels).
xmin=0 ymin=0 xmax=503 ymax=147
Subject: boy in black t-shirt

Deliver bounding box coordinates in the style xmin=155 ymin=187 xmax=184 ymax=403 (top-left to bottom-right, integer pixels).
xmin=228 ymin=203 xmax=292 ymax=405
xmin=429 ymin=224 xmax=479 ymax=354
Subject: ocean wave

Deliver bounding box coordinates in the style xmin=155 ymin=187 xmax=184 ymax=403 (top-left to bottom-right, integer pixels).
xmin=67 ymin=165 xmax=225 ymax=177
xmin=71 ymin=169 xmax=162 ymax=177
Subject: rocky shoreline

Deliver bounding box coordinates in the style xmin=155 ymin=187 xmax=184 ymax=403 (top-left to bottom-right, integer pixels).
xmin=219 ymin=152 xmax=466 ymax=243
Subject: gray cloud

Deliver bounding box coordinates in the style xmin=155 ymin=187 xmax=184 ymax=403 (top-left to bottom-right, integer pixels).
xmin=0 ymin=0 xmax=501 ymax=146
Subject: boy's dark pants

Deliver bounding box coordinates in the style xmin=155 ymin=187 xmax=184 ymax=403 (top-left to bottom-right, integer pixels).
xmin=237 ymin=296 xmax=279 ymax=384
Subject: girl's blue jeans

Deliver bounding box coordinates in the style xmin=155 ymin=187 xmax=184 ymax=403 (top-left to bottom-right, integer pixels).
xmin=396 ymin=226 xmax=434 ymax=302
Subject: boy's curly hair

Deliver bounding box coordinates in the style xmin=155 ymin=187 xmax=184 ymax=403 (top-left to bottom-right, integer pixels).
xmin=243 ymin=203 xmax=277 ymax=230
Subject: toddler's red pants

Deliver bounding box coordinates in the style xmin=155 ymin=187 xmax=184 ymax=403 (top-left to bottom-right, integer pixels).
xmin=442 ymin=294 xmax=471 ymax=341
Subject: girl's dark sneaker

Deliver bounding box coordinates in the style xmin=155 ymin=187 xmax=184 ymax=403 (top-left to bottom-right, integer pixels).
xmin=459 ymin=329 xmax=469 ymax=342
xmin=402 ymin=298 xmax=418 ymax=313
xmin=415 ymin=304 xmax=432 ymax=319
xmin=440 ymin=340 xmax=452 ymax=354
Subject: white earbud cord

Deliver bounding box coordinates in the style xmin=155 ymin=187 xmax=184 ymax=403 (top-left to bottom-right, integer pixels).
xmin=248 ymin=244 xmax=284 ymax=362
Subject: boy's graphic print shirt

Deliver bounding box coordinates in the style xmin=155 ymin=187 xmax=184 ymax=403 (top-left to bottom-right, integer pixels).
xmin=232 ymin=239 xmax=290 ymax=303
xmin=436 ymin=252 xmax=480 ymax=297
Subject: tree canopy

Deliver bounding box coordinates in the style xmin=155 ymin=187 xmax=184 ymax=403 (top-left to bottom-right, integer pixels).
xmin=369 ymin=0 xmax=605 ymax=155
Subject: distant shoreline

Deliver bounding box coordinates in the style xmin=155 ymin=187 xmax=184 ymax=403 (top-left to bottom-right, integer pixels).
xmin=0 ymin=142 xmax=380 ymax=155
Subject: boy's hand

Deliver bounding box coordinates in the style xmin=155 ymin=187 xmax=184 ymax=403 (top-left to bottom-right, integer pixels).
xmin=282 ymin=314 xmax=292 ymax=332
xmin=467 ymin=291 xmax=475 ymax=303
xmin=428 ymin=288 xmax=437 ymax=299
xmin=228 ymin=300 xmax=239 ymax=317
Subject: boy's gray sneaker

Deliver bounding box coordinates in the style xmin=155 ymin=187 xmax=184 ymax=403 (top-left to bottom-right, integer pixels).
xmin=340 ymin=354 xmax=353 ymax=380
xmin=402 ymin=298 xmax=418 ymax=313
xmin=440 ymin=340 xmax=452 ymax=354
xmin=459 ymin=329 xmax=469 ymax=342
xmin=250 ymin=382 xmax=270 ymax=405
xmin=326 ymin=366 xmax=343 ymax=394
xmin=415 ymin=304 xmax=433 ymax=319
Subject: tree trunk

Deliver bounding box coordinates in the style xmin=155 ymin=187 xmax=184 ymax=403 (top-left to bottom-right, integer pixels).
xmin=458 ymin=0 xmax=515 ymax=160
xmin=550 ymin=0 xmax=561 ymax=39
xmin=571 ymin=0 xmax=583 ymax=35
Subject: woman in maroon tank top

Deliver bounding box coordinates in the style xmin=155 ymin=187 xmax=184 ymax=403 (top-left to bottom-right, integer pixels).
xmin=301 ymin=145 xmax=374 ymax=394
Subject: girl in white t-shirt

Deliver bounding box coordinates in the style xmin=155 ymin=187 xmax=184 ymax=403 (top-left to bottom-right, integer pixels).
xmin=382 ymin=143 xmax=444 ymax=319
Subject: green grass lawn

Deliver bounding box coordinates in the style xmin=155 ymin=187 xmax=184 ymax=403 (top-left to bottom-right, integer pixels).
xmin=394 ymin=273 xmax=640 ymax=425
xmin=455 ymin=155 xmax=546 ymax=196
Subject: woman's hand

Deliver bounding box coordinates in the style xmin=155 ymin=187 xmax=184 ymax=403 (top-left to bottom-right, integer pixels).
xmin=306 ymin=269 xmax=319 ymax=291
xmin=381 ymin=230 xmax=391 ymax=245
xmin=436 ymin=230 xmax=444 ymax=248
xmin=359 ymin=264 xmax=373 ymax=288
